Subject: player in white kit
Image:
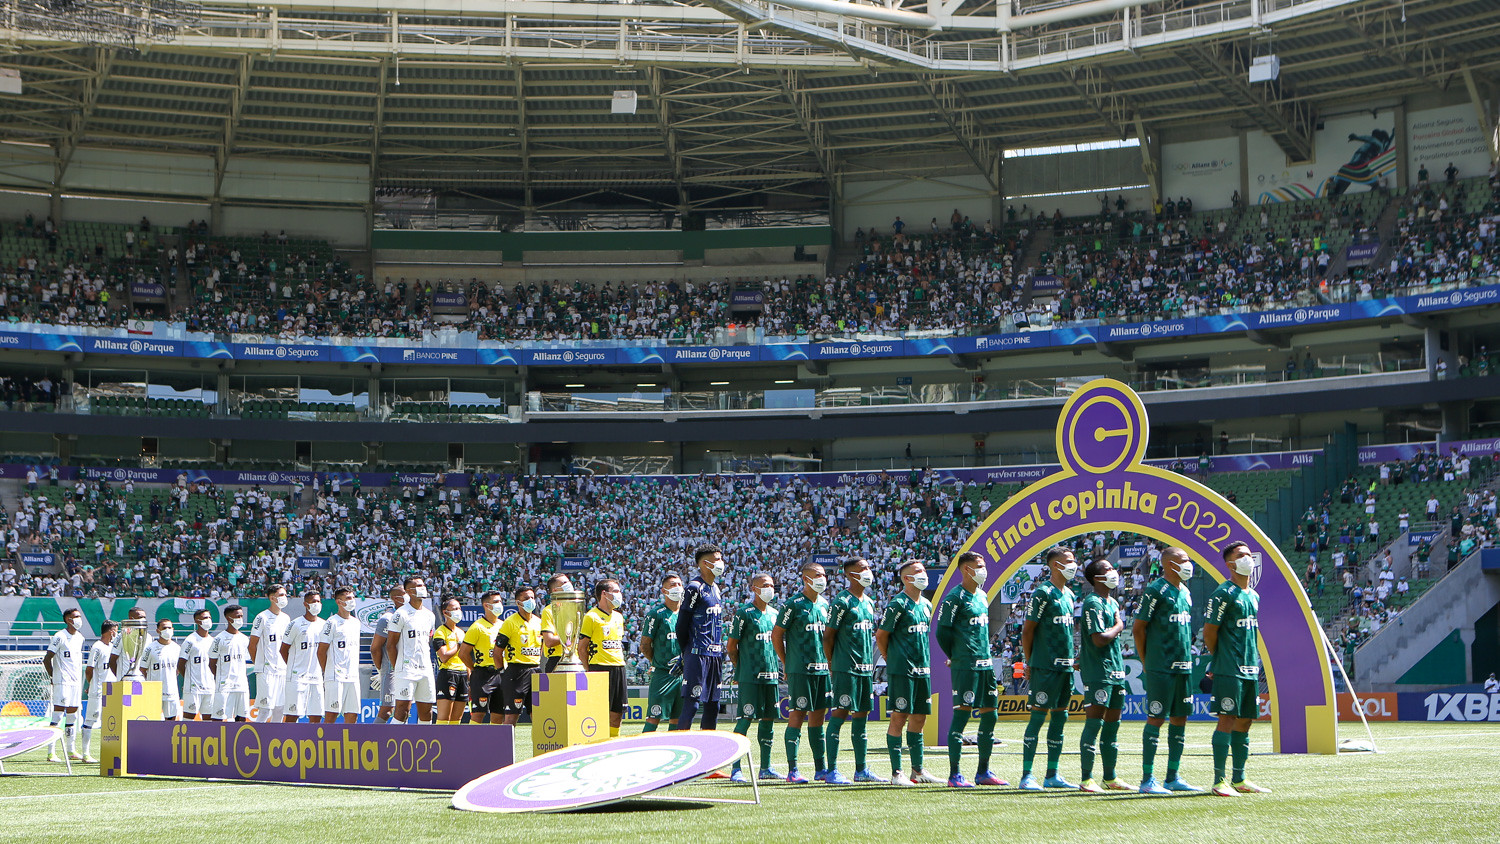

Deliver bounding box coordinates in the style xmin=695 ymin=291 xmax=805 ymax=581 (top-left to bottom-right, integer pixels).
xmin=82 ymin=620 xmax=118 ymax=762
xmin=144 ymin=619 xmax=182 ymax=720
xmin=370 ymin=585 xmax=407 ymax=722
xmin=386 ymin=575 xmax=437 ymax=725
xmin=281 ymin=590 xmax=325 ymax=723
xmin=44 ymin=608 xmax=86 ymax=761
xmin=249 ymin=584 xmax=292 ymax=721
xmin=178 ymin=609 xmax=217 ymax=719
xmin=320 ymin=587 xmax=364 ymax=723
xmin=209 ymin=606 xmax=252 ymax=721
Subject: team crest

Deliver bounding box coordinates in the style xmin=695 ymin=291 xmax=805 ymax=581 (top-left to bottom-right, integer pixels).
xmin=1036 ymin=691 xmax=1048 ymax=705
xmin=963 ymin=691 xmax=975 ymax=704
xmin=839 ymin=695 xmax=851 ymax=707
xmin=895 ymin=697 xmax=908 ymax=710
xmin=692 ymin=685 xmax=703 ymax=697
xmin=796 ymin=696 xmax=809 ymax=709
xmin=1221 ymin=696 xmax=1235 ymax=712
xmin=1149 ymin=700 xmax=1163 ymax=715
xmin=742 ymin=704 xmax=754 ymax=716
xmin=1095 ymin=689 xmax=1108 ymax=704
xmin=649 ymin=704 xmax=662 ymax=716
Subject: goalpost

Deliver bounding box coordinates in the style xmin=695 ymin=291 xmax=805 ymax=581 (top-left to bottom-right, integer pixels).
xmin=0 ymin=653 xmax=51 ymax=718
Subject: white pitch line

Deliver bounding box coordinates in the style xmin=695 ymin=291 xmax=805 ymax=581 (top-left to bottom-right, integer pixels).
xmin=0 ymin=784 xmax=240 ymax=801
xmin=1373 ymin=732 xmax=1500 ymax=742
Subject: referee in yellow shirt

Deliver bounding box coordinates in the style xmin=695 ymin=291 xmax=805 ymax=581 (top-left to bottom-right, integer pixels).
xmin=539 ymin=574 xmax=572 ymax=672
xmin=432 ymin=597 xmax=468 ymax=726
xmin=459 ymin=591 xmax=504 ymax=724
xmin=580 ymin=580 xmax=627 ymax=737
xmin=494 ymin=586 xmax=543 ymax=726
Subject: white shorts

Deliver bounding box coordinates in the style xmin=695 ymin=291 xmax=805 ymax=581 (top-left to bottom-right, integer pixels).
xmin=256 ymin=672 xmax=286 ymax=711
xmin=394 ymin=673 xmax=436 ymax=705
xmin=324 ymin=679 xmax=361 ymax=715
xmin=183 ymin=691 xmax=215 ymax=716
xmin=162 ymin=697 xmax=181 ymax=719
xmin=51 ymin=682 xmax=82 ymax=710
xmin=217 ymin=690 xmax=251 ymax=720
xmin=84 ymin=688 xmax=104 ymax=726
xmin=284 ymin=681 xmax=325 ymax=718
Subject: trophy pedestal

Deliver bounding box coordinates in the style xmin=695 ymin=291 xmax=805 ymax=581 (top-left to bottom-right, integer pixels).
xmin=100 ymin=679 xmax=162 ymax=777
xmin=531 ymin=671 xmax=609 ymax=756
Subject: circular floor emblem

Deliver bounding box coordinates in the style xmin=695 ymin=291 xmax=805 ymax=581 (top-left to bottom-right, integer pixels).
xmin=1036 ymin=691 xmax=1048 ymax=705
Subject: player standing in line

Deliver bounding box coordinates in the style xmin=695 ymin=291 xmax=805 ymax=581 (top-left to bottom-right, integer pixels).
xmin=208 ymin=605 xmax=252 ymax=722
xmin=824 ymin=558 xmax=885 ymax=784
xmin=1133 ymin=546 xmax=1202 ymax=794
xmin=641 ymin=573 xmax=683 ymax=732
xmin=460 ymin=591 xmax=505 ymax=724
xmin=178 ymin=610 xmax=216 ymax=720
xmin=539 ymin=574 xmax=573 ymax=673
xmin=935 ymin=551 xmax=1006 ymax=789
xmin=370 ymin=584 xmax=407 ymax=722
xmin=877 ymin=561 xmax=942 ymax=786
xmin=144 ymin=619 xmax=182 ymax=721
xmin=1206 ymin=542 xmax=1272 ymax=797
xmin=1077 ymin=558 xmax=1131 ymax=792
xmin=773 ymin=561 xmax=831 ymax=784
xmin=81 ymin=619 xmax=118 ymax=758
xmin=319 ymin=587 xmax=364 ymax=724
xmin=675 ymin=545 xmax=727 ymax=731
xmin=249 ymin=583 xmax=292 ymax=722
xmin=494 ymin=586 xmax=542 ymax=726
xmin=387 ymin=576 xmax=437 ymax=725
xmin=280 ymin=590 xmax=325 ymax=723
xmin=44 ymin=607 xmax=85 ymax=762
xmin=433 ymin=597 xmax=469 ymax=726
xmin=1018 ymin=547 xmax=1079 ymax=791
xmin=728 ymin=572 xmax=783 ymax=783
xmin=580 ymin=580 xmax=628 ymax=738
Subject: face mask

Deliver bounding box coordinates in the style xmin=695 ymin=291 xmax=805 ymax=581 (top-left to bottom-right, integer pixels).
xmin=1176 ymin=562 xmax=1195 ymax=580
xmin=1102 ymin=571 xmax=1120 ymax=590
xmin=159 ymin=627 xmax=174 ymax=639
xmin=307 ymin=602 xmax=322 ymax=615
xmin=412 ymin=586 xmax=430 ymax=599
xmin=665 ymin=586 xmax=684 ymax=602
xmin=484 ymin=603 xmax=502 ymax=616
xmin=970 ymin=566 xmax=988 ymax=584
xmin=808 ymin=576 xmax=827 ymax=594
xmin=757 ymin=586 xmax=776 ymax=604
xmin=1060 ymin=562 xmax=1079 ymax=580
xmin=446 ymin=610 xmax=463 ymax=623
xmin=339 ymin=600 xmax=356 ymax=613
xmin=710 ymin=560 xmax=726 ymax=577
xmin=1232 ymin=554 xmax=1260 ymax=577
xmin=197 ymin=618 xmax=212 ymax=630
xmin=908 ymin=572 xmax=929 ymax=591
xmin=607 ymin=592 xmax=623 ymax=609
xmin=273 ymin=595 xmax=288 ymax=610
xmin=228 ymin=617 xmax=243 ymax=630
xmin=521 ymin=598 xmax=538 ymax=613
xmin=855 ymin=571 xmax=873 ymax=588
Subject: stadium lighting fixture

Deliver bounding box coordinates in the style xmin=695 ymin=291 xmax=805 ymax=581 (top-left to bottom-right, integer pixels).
xmin=636 ymin=383 xmax=655 ymax=387
xmin=710 ymin=381 xmax=729 ymax=386
xmin=565 ymin=383 xmax=585 ymax=388
xmin=774 ymin=379 xmax=795 ymax=384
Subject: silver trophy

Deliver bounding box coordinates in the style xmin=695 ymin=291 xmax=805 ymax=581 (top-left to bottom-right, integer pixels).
xmin=116 ymin=618 xmax=151 ymax=680
xmin=549 ymin=590 xmax=587 ymax=673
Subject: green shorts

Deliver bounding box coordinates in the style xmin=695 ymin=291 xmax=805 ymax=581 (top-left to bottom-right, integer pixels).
xmin=734 ymin=682 xmax=780 ymax=720
xmin=951 ymin=668 xmax=999 ymax=710
xmin=1082 ymin=682 xmax=1126 ymax=711
xmin=1144 ymin=671 xmax=1192 ymax=720
xmin=647 ymin=670 xmax=683 ymax=722
xmin=1211 ymin=675 xmax=1259 ymax=719
xmin=787 ymin=672 xmax=831 ymax=712
xmin=889 ymin=674 xmax=932 ymax=715
xmin=831 ymin=672 xmax=874 ymax=713
xmin=1027 ymin=668 xmax=1073 ymax=710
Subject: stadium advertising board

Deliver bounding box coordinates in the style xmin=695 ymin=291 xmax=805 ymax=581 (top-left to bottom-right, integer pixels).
xmin=19 ymin=552 xmax=54 ymax=568
xmin=1398 ymin=689 xmax=1500 ymax=722
xmin=126 ymin=721 xmax=514 ymax=789
xmin=296 ymin=556 xmax=331 ymax=570
xmin=560 ymin=555 xmax=591 ymax=572
xmin=0 ymin=596 xmax=421 ymax=637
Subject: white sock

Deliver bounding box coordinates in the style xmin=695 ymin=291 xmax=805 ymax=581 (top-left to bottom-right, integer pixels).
xmin=65 ymin=720 xmax=77 ymax=753
xmin=49 ymin=712 xmax=61 ymax=728
xmin=81 ymin=727 xmax=92 ymax=753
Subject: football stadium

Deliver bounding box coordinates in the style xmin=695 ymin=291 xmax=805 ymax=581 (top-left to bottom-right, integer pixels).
xmin=1 ymin=0 xmax=1500 ymax=837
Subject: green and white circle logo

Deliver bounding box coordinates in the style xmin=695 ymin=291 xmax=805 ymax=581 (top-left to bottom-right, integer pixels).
xmin=504 ymin=747 xmax=702 ymax=802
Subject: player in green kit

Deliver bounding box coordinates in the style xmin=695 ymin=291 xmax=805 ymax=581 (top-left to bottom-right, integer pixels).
xmin=823 ymin=558 xmax=885 ymax=784
xmin=934 ymin=551 xmax=1006 ymax=789
xmin=1018 ymin=546 xmax=1078 ymax=791
xmin=641 ymin=572 xmax=683 ymax=732
xmin=773 ymin=561 xmax=831 ymax=784
xmin=1133 ymin=546 xmax=1202 ymax=794
xmin=1205 ymin=542 xmax=1271 ymax=796
xmin=877 ymin=561 xmax=942 ymax=785
xmin=1077 ymin=557 xmax=1132 ymax=792
xmin=728 ymin=572 xmax=783 ymax=783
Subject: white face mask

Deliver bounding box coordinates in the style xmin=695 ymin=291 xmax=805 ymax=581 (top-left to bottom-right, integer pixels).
xmin=1060 ymin=562 xmax=1079 ymax=580
xmin=446 ymin=610 xmax=463 ymax=623
xmin=339 ymin=600 xmax=356 ymax=613
xmin=607 ymin=592 xmax=623 ymax=609
xmin=159 ymin=627 xmax=174 ymax=640
xmin=484 ymin=602 xmax=502 ymax=616
xmin=1232 ymin=554 xmax=1261 ymax=577
xmin=306 ymin=602 xmax=321 ymax=616
xmin=1176 ymin=562 xmax=1195 ymax=580
xmin=808 ymin=576 xmax=827 ymax=594
xmin=412 ymin=586 xmax=429 ymax=599
xmin=710 ymin=559 xmax=726 ymax=577
xmin=908 ymin=572 xmax=929 ymax=591
xmin=757 ymin=586 xmax=776 ymax=604
xmin=970 ymin=566 xmax=988 ymax=584
xmin=273 ymin=595 xmax=288 ymax=610
xmin=855 ymin=570 xmax=874 ymax=588
xmin=665 ymin=586 xmax=684 ymax=603
xmin=1102 ymin=571 xmax=1120 ymax=590
xmin=197 ymin=618 xmax=212 ymax=630
xmin=521 ymin=598 xmax=538 ymax=613
xmin=227 ymin=617 xmax=243 ymax=630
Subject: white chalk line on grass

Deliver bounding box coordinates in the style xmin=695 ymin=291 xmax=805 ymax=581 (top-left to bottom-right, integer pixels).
xmin=1372 ymin=732 xmax=1500 ymax=742
xmin=0 ymin=784 xmax=240 ymax=802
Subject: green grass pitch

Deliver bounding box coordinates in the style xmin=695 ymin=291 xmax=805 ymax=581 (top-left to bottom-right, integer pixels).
xmin=1 ymin=721 xmax=1494 ymax=843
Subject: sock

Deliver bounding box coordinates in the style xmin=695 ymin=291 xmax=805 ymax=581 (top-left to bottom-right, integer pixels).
xmin=699 ymin=701 xmax=719 ymax=732
xmin=49 ymin=711 xmax=61 ymax=728
xmin=81 ymin=727 xmax=92 ymax=754
xmin=731 ymin=718 xmax=751 ymax=773
xmin=851 ymin=717 xmax=868 ymax=772
xmin=808 ymin=724 xmax=826 ymax=772
xmin=1045 ymin=711 xmax=1068 ymax=778
xmin=1021 ymin=709 xmax=1046 ymax=776
xmin=906 ymin=730 xmax=925 ymax=774
xmin=1080 ymin=717 xmax=1103 ymax=780
xmin=1101 ymin=719 xmax=1121 ymax=780
xmin=609 ymin=725 xmax=619 ymax=737
xmin=948 ymin=708 xmax=972 ymax=778
xmin=1212 ymin=730 xmax=1231 ymax=783
xmin=757 ymin=721 xmax=774 ymax=770
xmin=784 ymin=724 xmax=802 ymax=772
xmin=65 ymin=717 xmax=77 ymax=754
xmin=825 ymin=715 xmax=845 ymax=773
xmin=1165 ymin=723 xmax=1186 ymax=780
xmin=643 ymin=721 xmax=660 ymax=733
xmin=886 ymin=731 xmax=903 ymax=773
xmin=1231 ymin=731 xmax=1250 ymax=782
xmin=976 ymin=711 xmax=997 ymax=774
xmin=1142 ymin=723 xmax=1161 ymax=778
xmin=676 ymin=699 xmax=699 ymax=732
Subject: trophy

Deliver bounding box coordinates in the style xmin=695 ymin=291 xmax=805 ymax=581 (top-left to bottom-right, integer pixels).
xmin=549 ymin=590 xmax=587 ymax=673
xmin=116 ymin=618 xmax=151 ymax=680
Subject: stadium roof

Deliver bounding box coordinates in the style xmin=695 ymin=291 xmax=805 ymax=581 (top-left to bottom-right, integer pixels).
xmin=0 ymin=0 xmax=1497 ymax=211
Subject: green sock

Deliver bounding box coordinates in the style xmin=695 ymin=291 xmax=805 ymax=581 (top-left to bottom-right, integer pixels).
xmin=785 ymin=725 xmax=802 ymax=772
xmin=851 ymin=717 xmax=868 ymax=772
xmin=976 ymin=710 xmax=998 ymax=774
xmin=1142 ymin=723 xmax=1161 ymax=778
xmin=643 ymin=721 xmax=659 ymax=733
xmin=731 ymin=717 xmax=751 ymax=773
xmin=906 ymin=730 xmax=925 ymax=774
xmin=1080 ymin=717 xmax=1103 ymax=780
xmin=948 ymin=708 xmax=972 ymax=778
xmin=825 ymin=716 xmax=845 ymax=773
xmin=1231 ymin=731 xmax=1250 ymax=782
xmin=1165 ymin=723 xmax=1186 ymax=780
xmin=809 ymin=724 xmax=826 ymax=772
xmin=886 ymin=732 xmax=903 ymax=773
xmin=1021 ymin=709 xmax=1047 ymax=776
xmin=758 ymin=721 xmax=774 ymax=771
xmin=1212 ymin=730 xmax=1231 ymax=783
xmin=1101 ymin=719 xmax=1120 ymax=780
xmin=1045 ymin=711 xmax=1068 ymax=778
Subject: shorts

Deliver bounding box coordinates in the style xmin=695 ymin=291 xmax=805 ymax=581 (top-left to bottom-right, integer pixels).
xmin=787 ymin=673 xmax=831 ymax=712
xmin=591 ymin=664 xmax=627 ymax=714
xmin=889 ymin=674 xmax=932 ymax=715
xmin=378 ymin=668 xmax=395 ymax=707
xmin=498 ymin=664 xmax=538 ymax=715
xmin=324 ymin=679 xmax=361 ymax=715
xmin=436 ymin=669 xmax=470 ymax=702
xmin=284 ymin=681 xmax=325 ymax=718
xmin=183 ymin=690 xmax=215 ymax=716
xmin=256 ymin=672 xmax=286 ymax=712
xmin=84 ymin=688 xmax=104 ymax=726
xmin=1026 ymin=668 xmax=1071 ymax=711
xmin=1144 ymin=671 xmax=1192 ymax=720
xmin=394 ymin=673 xmax=437 ymax=705
xmin=646 ymin=670 xmax=683 ymax=722
xmin=1082 ymin=682 xmax=1126 ymax=711
xmin=1212 ymin=675 xmax=1259 ymax=719
xmin=544 ymin=655 xmax=561 ymax=673
xmin=734 ymin=683 xmax=780 ymax=720
xmin=51 ymin=682 xmax=82 ymax=710
xmin=831 ymin=672 xmax=874 ymax=713
xmin=681 ymin=653 xmax=723 ymax=704
xmin=162 ymin=697 xmax=181 ymax=719
xmin=471 ymin=666 xmax=500 ymax=709
xmin=952 ymin=668 xmax=1000 ymax=710
xmin=217 ymin=689 xmax=251 ymax=720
